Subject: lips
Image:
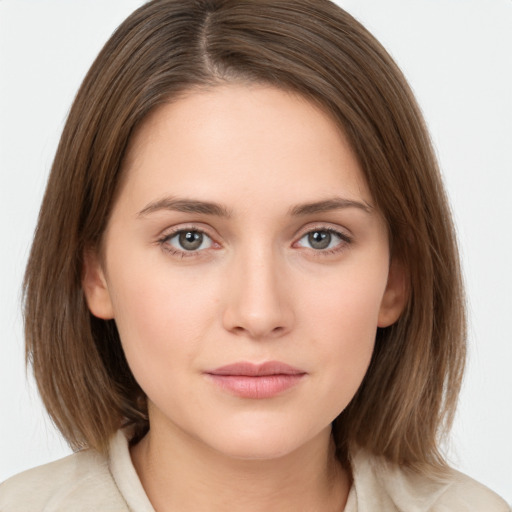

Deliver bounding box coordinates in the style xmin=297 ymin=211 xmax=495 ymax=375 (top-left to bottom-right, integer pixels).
xmin=205 ymin=361 xmax=306 ymax=399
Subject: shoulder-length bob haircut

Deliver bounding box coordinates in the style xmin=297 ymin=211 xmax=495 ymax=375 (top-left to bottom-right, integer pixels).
xmin=24 ymin=0 xmax=465 ymax=474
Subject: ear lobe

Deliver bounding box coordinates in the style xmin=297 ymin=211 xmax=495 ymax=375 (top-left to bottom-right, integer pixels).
xmin=378 ymin=259 xmax=408 ymax=328
xmin=82 ymin=249 xmax=114 ymax=320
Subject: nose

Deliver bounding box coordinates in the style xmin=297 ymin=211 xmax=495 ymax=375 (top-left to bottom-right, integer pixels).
xmin=222 ymin=248 xmax=294 ymax=340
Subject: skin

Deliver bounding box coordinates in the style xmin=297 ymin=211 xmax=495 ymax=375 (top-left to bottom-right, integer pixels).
xmin=83 ymin=84 xmax=406 ymax=512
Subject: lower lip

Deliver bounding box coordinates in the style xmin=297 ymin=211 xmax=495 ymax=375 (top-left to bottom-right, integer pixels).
xmin=206 ymin=374 xmax=305 ymax=399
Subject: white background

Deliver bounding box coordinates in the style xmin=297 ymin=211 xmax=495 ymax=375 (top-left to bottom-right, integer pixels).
xmin=0 ymin=0 xmax=510 ymax=503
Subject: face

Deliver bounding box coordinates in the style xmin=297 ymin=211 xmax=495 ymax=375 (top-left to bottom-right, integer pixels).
xmin=84 ymin=84 xmax=405 ymax=461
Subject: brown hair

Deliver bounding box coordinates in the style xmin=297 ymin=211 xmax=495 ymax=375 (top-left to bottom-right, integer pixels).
xmin=24 ymin=0 xmax=465 ymax=474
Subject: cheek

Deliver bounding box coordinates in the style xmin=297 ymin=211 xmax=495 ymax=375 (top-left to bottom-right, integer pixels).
xmin=105 ymin=256 xmax=219 ymax=380
xmin=297 ymin=262 xmax=388 ymax=399
xmin=301 ymin=260 xmax=387 ymax=341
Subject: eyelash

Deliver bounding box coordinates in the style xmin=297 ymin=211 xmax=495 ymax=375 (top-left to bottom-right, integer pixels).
xmin=157 ymin=226 xmax=216 ymax=259
xmin=295 ymin=227 xmax=352 ymax=255
xmin=157 ymin=225 xmax=352 ymax=258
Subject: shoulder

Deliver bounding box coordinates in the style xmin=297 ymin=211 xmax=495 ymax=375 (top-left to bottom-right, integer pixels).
xmin=0 ymin=448 xmax=128 ymax=512
xmin=431 ymin=469 xmax=510 ymax=511
xmin=350 ymin=448 xmax=510 ymax=511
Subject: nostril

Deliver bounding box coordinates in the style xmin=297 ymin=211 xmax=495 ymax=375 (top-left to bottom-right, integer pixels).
xmin=227 ymin=322 xmax=288 ymax=339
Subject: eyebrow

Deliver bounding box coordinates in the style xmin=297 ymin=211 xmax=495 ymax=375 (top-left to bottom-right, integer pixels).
xmin=289 ymin=197 xmax=373 ymax=216
xmin=137 ymin=196 xmax=373 ymax=219
xmin=137 ymin=197 xmax=232 ymax=218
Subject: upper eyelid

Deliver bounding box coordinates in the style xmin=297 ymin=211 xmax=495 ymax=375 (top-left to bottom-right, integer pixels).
xmin=159 ymin=224 xmax=214 ymax=239
xmin=295 ymin=223 xmax=352 ymax=240
xmin=157 ymin=225 xmax=216 ymax=252
xmin=295 ymin=228 xmax=351 ymax=247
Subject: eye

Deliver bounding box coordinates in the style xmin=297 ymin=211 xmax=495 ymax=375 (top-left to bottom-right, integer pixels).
xmin=165 ymin=229 xmax=213 ymax=252
xmin=296 ymin=229 xmax=348 ymax=251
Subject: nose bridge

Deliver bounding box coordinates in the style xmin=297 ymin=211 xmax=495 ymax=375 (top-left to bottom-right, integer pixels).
xmin=223 ymin=243 xmax=292 ymax=339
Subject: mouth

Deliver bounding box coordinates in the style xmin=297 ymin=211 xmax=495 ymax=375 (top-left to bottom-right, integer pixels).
xmin=205 ymin=361 xmax=307 ymax=399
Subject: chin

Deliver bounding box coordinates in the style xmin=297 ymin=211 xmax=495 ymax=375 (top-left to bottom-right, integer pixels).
xmin=214 ymin=438 xmax=300 ymax=461
xmin=202 ymin=421 xmax=327 ymax=462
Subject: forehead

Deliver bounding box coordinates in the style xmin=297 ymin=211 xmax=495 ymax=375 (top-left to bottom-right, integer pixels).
xmin=119 ymin=84 xmax=372 ymax=212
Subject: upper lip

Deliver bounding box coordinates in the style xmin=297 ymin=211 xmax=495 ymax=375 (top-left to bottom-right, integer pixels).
xmin=207 ymin=361 xmax=305 ymax=376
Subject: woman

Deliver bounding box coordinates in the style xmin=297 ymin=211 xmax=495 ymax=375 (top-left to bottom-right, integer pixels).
xmin=0 ymin=0 xmax=509 ymax=510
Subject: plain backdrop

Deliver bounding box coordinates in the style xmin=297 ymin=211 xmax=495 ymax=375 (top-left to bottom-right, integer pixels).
xmin=0 ymin=0 xmax=511 ymax=502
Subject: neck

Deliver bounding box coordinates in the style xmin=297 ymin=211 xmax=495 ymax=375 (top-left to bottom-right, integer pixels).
xmin=130 ymin=421 xmax=350 ymax=512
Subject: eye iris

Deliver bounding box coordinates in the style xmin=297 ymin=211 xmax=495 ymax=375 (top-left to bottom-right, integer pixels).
xmin=179 ymin=231 xmax=203 ymax=250
xmin=308 ymin=231 xmax=331 ymax=249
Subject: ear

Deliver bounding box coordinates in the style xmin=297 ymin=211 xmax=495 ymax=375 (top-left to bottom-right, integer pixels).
xmin=82 ymin=249 xmax=114 ymax=320
xmin=378 ymin=259 xmax=408 ymax=328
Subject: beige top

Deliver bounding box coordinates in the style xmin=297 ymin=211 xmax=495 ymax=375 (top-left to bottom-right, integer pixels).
xmin=0 ymin=430 xmax=509 ymax=511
